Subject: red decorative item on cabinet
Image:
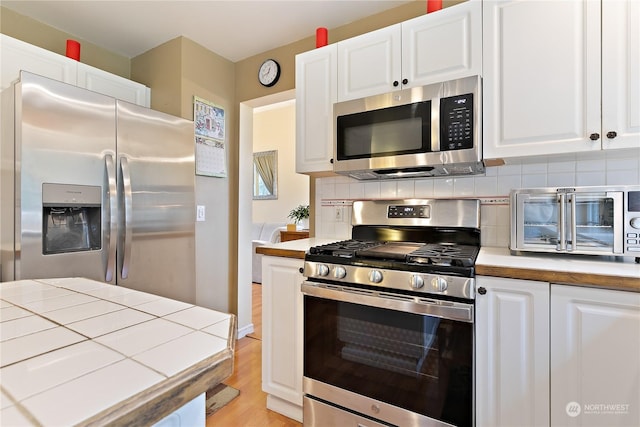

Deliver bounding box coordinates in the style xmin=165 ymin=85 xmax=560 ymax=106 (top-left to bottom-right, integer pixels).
xmin=316 ymin=27 xmax=328 ymax=48
xmin=427 ymin=0 xmax=442 ymax=13
xmin=66 ymin=40 xmax=80 ymax=61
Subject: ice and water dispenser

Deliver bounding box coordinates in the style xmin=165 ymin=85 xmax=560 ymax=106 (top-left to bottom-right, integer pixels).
xmin=42 ymin=183 xmax=102 ymax=254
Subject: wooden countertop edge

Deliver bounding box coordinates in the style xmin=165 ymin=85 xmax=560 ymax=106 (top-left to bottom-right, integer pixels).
xmin=78 ymin=315 xmax=237 ymax=427
xmin=255 ymin=247 xmax=306 ymax=259
xmin=476 ymin=265 xmax=640 ymax=292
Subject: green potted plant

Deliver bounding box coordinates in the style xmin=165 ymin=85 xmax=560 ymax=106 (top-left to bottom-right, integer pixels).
xmin=287 ymin=204 xmax=309 ymax=230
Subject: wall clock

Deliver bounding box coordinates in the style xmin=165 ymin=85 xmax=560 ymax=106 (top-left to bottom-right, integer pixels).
xmin=258 ymin=59 xmax=281 ymax=87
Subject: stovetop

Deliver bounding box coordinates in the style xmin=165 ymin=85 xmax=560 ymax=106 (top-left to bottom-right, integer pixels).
xmin=307 ymin=239 xmax=479 ymax=277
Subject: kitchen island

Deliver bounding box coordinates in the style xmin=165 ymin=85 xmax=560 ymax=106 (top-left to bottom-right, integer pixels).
xmin=0 ymin=277 xmax=235 ymax=426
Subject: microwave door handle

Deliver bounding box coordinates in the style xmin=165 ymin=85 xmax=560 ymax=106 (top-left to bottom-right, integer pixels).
xmin=120 ymin=157 xmax=133 ymax=279
xmin=557 ymin=193 xmax=566 ymax=251
xmin=105 ymin=155 xmax=117 ymax=283
xmin=568 ymin=194 xmax=576 ymax=252
xmin=609 ymin=192 xmax=624 ymax=254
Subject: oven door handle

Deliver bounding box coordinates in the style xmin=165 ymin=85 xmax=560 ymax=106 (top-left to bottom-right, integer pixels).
xmin=301 ymin=281 xmax=474 ymax=323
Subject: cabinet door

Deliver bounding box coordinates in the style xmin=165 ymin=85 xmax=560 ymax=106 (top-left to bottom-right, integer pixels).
xmin=402 ymin=0 xmax=481 ymax=88
xmin=77 ymin=63 xmax=150 ymax=107
xmin=476 ymin=276 xmax=550 ymax=427
xmin=295 ymin=45 xmax=336 ymax=174
xmin=337 ymin=24 xmax=401 ymax=102
xmin=0 ymin=34 xmax=77 ymax=91
xmin=551 ymin=285 xmax=640 ymax=426
xmin=602 ymin=0 xmax=640 ymax=151
xmin=261 ymin=256 xmax=304 ymax=421
xmin=483 ymin=0 xmax=601 ymax=159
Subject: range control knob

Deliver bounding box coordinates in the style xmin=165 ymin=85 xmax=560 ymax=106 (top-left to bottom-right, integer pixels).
xmin=369 ymin=270 xmax=383 ymax=284
xmin=409 ymin=274 xmax=425 ymax=289
xmin=431 ymin=277 xmax=448 ymax=292
xmin=333 ymin=266 xmax=347 ymax=279
xmin=316 ymin=264 xmax=330 ymax=277
xmin=631 ymin=217 xmax=640 ymax=229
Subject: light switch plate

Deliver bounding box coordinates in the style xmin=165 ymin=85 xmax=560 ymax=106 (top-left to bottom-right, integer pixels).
xmin=196 ymin=205 xmax=206 ymax=221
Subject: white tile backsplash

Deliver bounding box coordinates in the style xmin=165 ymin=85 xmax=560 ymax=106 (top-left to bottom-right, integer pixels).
xmin=315 ymin=149 xmax=640 ymax=247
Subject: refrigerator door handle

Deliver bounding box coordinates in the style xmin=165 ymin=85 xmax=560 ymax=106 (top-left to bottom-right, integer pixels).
xmin=105 ymin=155 xmax=117 ymax=282
xmin=120 ymin=157 xmax=133 ymax=279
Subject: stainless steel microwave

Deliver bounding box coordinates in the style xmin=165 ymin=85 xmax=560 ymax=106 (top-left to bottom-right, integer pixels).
xmin=333 ymin=75 xmax=482 ymax=180
xmin=510 ymin=185 xmax=640 ymax=257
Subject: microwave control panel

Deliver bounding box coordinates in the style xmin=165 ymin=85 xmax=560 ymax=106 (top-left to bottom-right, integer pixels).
xmin=440 ymin=93 xmax=473 ymax=151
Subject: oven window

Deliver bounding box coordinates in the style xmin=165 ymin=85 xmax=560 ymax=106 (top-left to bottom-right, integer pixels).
xmin=304 ymin=295 xmax=472 ymax=427
xmin=336 ymin=100 xmax=431 ymax=160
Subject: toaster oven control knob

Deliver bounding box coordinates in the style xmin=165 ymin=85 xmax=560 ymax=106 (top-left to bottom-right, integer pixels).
xmin=369 ymin=270 xmax=383 ymax=283
xmin=409 ymin=274 xmax=424 ymax=289
xmin=316 ymin=264 xmax=330 ymax=277
xmin=631 ymin=217 xmax=640 ymax=229
xmin=333 ymin=266 xmax=347 ymax=279
xmin=431 ymin=277 xmax=448 ymax=292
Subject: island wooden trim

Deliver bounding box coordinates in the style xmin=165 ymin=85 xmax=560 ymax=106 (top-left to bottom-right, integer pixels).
xmin=79 ymin=316 xmax=237 ymax=427
xmin=255 ymin=246 xmax=306 ymax=259
xmin=477 ymin=265 xmax=640 ymax=292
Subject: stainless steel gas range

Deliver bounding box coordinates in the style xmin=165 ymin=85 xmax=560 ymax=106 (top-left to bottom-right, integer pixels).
xmin=302 ymin=199 xmax=480 ymax=427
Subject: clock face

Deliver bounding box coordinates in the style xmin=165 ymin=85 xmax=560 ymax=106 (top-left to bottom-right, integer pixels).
xmin=258 ymin=59 xmax=280 ymax=87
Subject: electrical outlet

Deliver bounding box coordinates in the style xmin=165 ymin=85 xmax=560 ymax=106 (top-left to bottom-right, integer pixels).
xmin=335 ymin=206 xmax=344 ymax=222
xmin=196 ymin=205 xmax=206 ymax=221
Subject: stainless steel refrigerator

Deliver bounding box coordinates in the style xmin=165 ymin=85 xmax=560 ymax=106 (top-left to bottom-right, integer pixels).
xmin=1 ymin=71 xmax=196 ymax=303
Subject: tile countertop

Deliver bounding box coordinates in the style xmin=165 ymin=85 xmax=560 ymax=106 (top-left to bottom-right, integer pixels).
xmin=256 ymin=240 xmax=640 ymax=292
xmin=0 ymin=277 xmax=236 ymax=426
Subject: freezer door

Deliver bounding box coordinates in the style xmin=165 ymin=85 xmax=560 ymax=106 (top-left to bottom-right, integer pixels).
xmin=116 ymin=101 xmax=195 ymax=303
xmin=10 ymin=72 xmax=117 ymax=282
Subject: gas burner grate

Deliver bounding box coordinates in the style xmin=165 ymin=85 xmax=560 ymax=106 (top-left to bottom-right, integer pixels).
xmin=407 ymin=244 xmax=479 ymax=267
xmin=308 ymin=240 xmax=383 ymax=258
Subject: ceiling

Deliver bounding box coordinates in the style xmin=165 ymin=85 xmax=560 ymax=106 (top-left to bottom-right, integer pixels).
xmin=3 ymin=0 xmax=412 ymax=62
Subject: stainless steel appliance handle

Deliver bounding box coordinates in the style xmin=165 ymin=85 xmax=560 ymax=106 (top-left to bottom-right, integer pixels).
xmin=120 ymin=157 xmax=133 ymax=279
xmin=557 ymin=192 xmax=566 ymax=251
xmin=568 ymin=194 xmax=576 ymax=252
xmin=301 ymin=281 xmax=474 ymax=323
xmin=105 ymin=155 xmax=117 ymax=282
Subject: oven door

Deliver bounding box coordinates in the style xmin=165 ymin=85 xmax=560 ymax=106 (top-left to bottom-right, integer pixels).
xmin=302 ymin=281 xmax=474 ymax=427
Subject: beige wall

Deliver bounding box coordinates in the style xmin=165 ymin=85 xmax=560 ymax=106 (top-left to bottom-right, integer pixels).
xmin=0 ymin=6 xmax=131 ymax=78
xmin=252 ymin=101 xmax=309 ymax=224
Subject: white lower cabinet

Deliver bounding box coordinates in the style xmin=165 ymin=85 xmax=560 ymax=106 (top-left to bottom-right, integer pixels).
xmin=476 ymin=276 xmax=550 ymax=427
xmin=261 ymin=256 xmax=304 ymax=422
xmin=550 ymin=285 xmax=640 ymax=427
xmin=477 ymin=277 xmax=640 ymax=427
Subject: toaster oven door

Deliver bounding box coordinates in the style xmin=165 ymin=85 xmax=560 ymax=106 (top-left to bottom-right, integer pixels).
xmin=511 ymin=190 xmax=623 ymax=255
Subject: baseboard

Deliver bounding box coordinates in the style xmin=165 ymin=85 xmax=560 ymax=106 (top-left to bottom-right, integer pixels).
xmin=266 ymin=394 xmax=303 ymax=422
xmin=237 ymin=322 xmax=254 ymax=339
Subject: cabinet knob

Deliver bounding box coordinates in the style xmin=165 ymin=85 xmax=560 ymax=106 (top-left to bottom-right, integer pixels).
xmin=606 ymin=131 xmax=617 ymax=139
xmin=477 ymin=287 xmax=487 ymax=295
xmin=299 ymin=267 xmax=304 ymax=274
xmin=393 ymin=81 xmax=399 ymax=87
xmin=402 ymin=78 xmax=408 ymax=85
xmin=330 ymin=158 xmax=334 ymax=164
xmin=589 ymin=133 xmax=600 ymax=141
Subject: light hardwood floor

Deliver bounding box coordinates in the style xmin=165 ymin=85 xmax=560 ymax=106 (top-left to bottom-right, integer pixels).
xmin=206 ymin=284 xmax=302 ymax=427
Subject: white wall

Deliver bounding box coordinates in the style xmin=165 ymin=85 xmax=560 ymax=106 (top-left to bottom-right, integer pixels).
xmin=252 ymin=100 xmax=309 ymax=224
xmin=315 ymin=149 xmax=640 ymax=244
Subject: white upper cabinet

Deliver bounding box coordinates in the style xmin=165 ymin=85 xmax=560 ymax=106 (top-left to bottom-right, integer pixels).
xmin=337 ymin=0 xmax=481 ymax=102
xmin=602 ymin=0 xmax=640 ymax=151
xmin=1 ymin=34 xmax=77 ymax=90
xmin=337 ymin=25 xmax=401 ymax=102
xmin=295 ymin=44 xmax=337 ymax=174
xmin=483 ymin=0 xmax=639 ymax=160
xmin=77 ymin=63 xmax=150 ymax=107
xmin=1 ymin=34 xmax=150 ymax=107
xmin=402 ymin=0 xmax=481 ymax=88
